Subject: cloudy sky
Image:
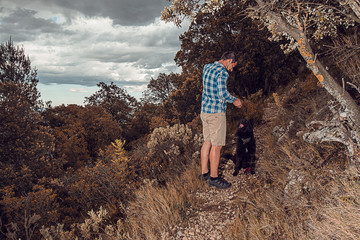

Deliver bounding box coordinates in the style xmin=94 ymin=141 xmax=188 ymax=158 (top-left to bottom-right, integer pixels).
xmin=0 ymin=0 xmax=189 ymax=105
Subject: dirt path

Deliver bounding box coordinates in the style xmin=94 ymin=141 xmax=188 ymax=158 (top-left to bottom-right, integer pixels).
xmin=162 ymin=161 xmax=251 ymax=240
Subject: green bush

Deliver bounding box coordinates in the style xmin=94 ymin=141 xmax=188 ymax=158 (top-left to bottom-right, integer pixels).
xmin=140 ymin=124 xmax=202 ymax=183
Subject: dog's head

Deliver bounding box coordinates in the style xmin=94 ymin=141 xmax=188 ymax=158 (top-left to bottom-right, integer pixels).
xmin=237 ymin=118 xmax=254 ymax=134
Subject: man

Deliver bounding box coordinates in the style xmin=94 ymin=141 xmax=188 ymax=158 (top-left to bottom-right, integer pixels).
xmin=199 ymin=51 xmax=242 ymax=189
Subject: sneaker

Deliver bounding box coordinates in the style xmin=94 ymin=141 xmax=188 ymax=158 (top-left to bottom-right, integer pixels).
xmin=198 ymin=172 xmax=210 ymax=181
xmin=209 ymin=177 xmax=232 ymax=189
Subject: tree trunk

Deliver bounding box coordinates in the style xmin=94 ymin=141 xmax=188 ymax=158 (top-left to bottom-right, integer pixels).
xmin=254 ymin=0 xmax=360 ymax=129
xmin=347 ymin=0 xmax=360 ymax=20
xmin=296 ymin=33 xmax=360 ymax=129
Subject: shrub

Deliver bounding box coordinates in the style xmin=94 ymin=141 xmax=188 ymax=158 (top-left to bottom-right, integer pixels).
xmin=40 ymin=206 xmax=129 ymax=240
xmin=139 ymin=124 xmax=202 ymax=183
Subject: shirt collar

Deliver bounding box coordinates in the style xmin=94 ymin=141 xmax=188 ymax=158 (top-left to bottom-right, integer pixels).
xmin=215 ymin=61 xmax=227 ymax=71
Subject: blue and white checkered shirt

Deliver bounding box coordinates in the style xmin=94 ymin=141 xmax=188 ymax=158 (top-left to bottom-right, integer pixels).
xmin=201 ymin=61 xmax=236 ymax=113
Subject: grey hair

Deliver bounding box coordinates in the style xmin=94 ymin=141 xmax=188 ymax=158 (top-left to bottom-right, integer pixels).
xmin=220 ymin=51 xmax=238 ymax=63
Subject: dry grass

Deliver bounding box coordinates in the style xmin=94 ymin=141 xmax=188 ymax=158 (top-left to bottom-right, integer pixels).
xmin=308 ymin=169 xmax=360 ymax=240
xmin=229 ymin=76 xmax=360 ymax=239
xmin=229 ymin=138 xmax=331 ymax=239
xmin=125 ymin=75 xmax=359 ymax=240
xmin=228 ymin=133 xmax=358 ymax=239
xmin=125 ymin=159 xmax=203 ymax=240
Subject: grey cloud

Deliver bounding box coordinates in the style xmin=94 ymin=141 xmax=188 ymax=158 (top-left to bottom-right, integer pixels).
xmin=0 ymin=8 xmax=61 ymax=42
xmin=76 ymin=48 xmax=143 ymax=64
xmin=74 ymin=41 xmax=176 ymax=66
xmin=4 ymin=0 xmax=169 ymax=26
xmin=93 ymin=25 xmax=183 ymax=50
xmin=96 ymin=0 xmax=168 ymax=26
xmin=38 ymin=75 xmax=105 ymax=86
xmin=141 ymin=30 xmax=182 ymax=48
xmin=0 ymin=0 xmax=186 ymax=99
xmin=39 ymin=74 xmax=148 ymax=88
xmin=134 ymin=52 xmax=174 ymax=69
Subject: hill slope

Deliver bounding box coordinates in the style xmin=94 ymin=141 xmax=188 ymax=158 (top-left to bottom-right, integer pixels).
xmin=161 ymin=76 xmax=359 ymax=239
xmin=161 ymin=91 xmax=278 ymax=240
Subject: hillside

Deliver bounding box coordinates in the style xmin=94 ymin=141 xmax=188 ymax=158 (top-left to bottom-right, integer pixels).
xmin=2 ymin=36 xmax=359 ymax=239
xmin=157 ymin=75 xmax=359 ymax=240
xmin=6 ymin=71 xmax=357 ymax=240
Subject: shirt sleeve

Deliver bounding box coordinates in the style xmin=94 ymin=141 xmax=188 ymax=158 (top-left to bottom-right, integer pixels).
xmin=218 ymin=71 xmax=236 ymax=103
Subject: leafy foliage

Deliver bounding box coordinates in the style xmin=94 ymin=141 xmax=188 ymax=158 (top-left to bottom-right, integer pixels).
xmin=43 ymin=104 xmax=122 ymax=172
xmin=143 ymin=73 xmax=182 ymax=104
xmin=163 ymin=71 xmax=203 ymax=124
xmin=0 ymin=40 xmax=55 ymax=240
xmin=132 ymin=124 xmax=202 ymax=183
xmin=61 ymin=140 xmax=136 ymax=223
xmin=85 ymin=82 xmax=136 ymax=124
xmin=0 ymin=39 xmax=52 ymax=171
xmin=175 ymin=1 xmax=301 ymax=97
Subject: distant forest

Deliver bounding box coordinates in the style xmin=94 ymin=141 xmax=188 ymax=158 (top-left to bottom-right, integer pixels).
xmin=1 ymin=0 xmax=359 ymax=239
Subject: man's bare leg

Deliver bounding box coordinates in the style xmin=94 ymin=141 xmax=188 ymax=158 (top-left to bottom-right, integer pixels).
xmin=201 ymin=141 xmax=212 ymax=174
xmin=210 ymin=145 xmax=222 ymax=178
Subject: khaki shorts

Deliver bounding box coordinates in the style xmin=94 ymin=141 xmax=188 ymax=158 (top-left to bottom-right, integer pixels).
xmin=200 ymin=112 xmax=226 ymax=146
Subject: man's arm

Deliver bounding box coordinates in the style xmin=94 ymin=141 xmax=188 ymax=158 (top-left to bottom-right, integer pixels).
xmin=218 ymin=72 xmax=236 ymax=103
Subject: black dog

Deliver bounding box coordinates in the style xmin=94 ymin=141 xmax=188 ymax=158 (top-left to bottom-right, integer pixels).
xmin=230 ymin=119 xmax=256 ymax=176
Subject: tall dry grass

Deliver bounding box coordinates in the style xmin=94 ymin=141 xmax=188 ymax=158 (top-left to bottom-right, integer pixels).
xmin=229 ymin=75 xmax=360 ymax=239
xmin=125 ymin=159 xmax=203 ymax=240
xmin=229 ymin=138 xmax=336 ymax=239
xmin=308 ymin=169 xmax=360 ymax=240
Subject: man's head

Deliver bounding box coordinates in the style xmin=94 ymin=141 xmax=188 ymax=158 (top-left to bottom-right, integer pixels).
xmin=220 ymin=51 xmax=238 ymax=72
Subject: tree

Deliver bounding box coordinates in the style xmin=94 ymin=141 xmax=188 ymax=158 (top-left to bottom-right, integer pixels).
xmin=248 ymin=0 xmax=360 ymax=121
xmin=246 ymin=0 xmax=360 ymax=163
xmin=128 ymin=101 xmax=160 ymax=138
xmin=162 ymin=0 xmax=360 ymax=163
xmin=84 ymin=82 xmax=137 ymax=125
xmin=43 ymin=104 xmax=122 ymax=171
xmin=174 ymin=1 xmax=300 ymax=96
xmin=0 ymin=38 xmax=55 ymax=239
xmin=85 ymin=82 xmax=140 ymax=145
xmin=163 ymin=71 xmax=203 ymax=124
xmin=158 ymin=0 xmax=300 ymax=126
xmin=0 ymin=38 xmax=53 ymax=181
xmin=143 ymin=73 xmax=182 ymax=104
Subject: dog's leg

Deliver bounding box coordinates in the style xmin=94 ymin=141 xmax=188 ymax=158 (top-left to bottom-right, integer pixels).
xmin=233 ymin=165 xmax=240 ymax=176
xmin=233 ymin=152 xmax=242 ymax=176
xmin=249 ymin=137 xmax=256 ymax=174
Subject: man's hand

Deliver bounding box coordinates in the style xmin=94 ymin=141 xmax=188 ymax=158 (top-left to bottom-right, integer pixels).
xmin=233 ymin=98 xmax=242 ymax=108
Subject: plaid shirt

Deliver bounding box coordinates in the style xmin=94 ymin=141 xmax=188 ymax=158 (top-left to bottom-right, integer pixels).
xmin=201 ymin=61 xmax=236 ymax=113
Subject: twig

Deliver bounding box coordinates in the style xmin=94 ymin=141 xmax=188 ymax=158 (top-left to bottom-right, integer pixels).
xmin=347 ymin=82 xmax=360 ymax=94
